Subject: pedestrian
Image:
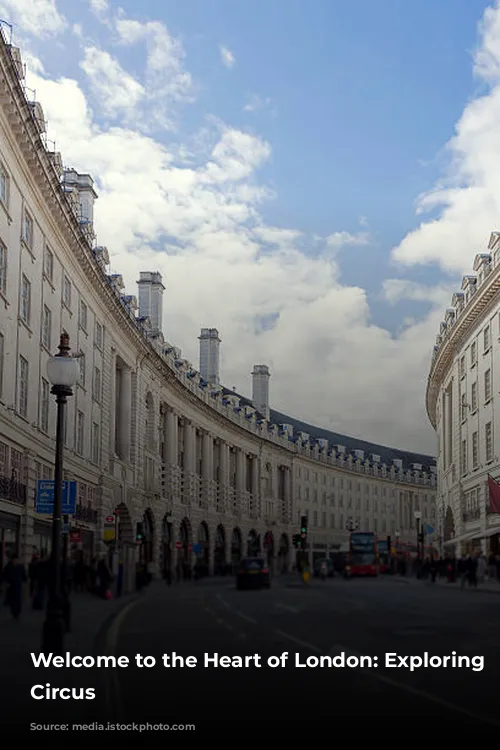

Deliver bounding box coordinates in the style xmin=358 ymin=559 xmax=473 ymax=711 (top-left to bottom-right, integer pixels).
xmin=2 ymin=555 xmax=27 ymax=620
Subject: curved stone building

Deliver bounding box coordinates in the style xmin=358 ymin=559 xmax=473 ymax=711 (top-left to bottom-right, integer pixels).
xmin=0 ymin=36 xmax=436 ymax=588
xmin=427 ymin=233 xmax=500 ymax=555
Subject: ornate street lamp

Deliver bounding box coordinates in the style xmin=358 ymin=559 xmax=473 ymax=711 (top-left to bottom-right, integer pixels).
xmin=42 ymin=333 xmax=79 ymax=653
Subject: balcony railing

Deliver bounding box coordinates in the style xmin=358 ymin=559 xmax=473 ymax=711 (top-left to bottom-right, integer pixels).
xmin=74 ymin=504 xmax=98 ymax=524
xmin=0 ymin=475 xmax=27 ymax=505
xmin=462 ymin=508 xmax=481 ymax=522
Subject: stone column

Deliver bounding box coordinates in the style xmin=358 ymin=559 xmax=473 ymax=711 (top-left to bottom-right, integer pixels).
xmin=284 ymin=466 xmax=291 ymax=522
xmin=252 ymin=456 xmax=259 ymax=499
xmin=235 ymin=449 xmax=245 ymax=492
xmin=119 ymin=366 xmax=132 ymax=462
xmin=109 ymin=349 xmax=116 ymax=457
xmin=202 ymin=432 xmax=213 ymax=482
xmin=183 ymin=421 xmax=195 ymax=474
xmin=167 ymin=410 xmax=178 ymax=465
xmin=219 ymin=441 xmax=229 ymax=484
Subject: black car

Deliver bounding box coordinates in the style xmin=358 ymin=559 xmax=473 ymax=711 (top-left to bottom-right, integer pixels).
xmin=236 ymin=557 xmax=270 ymax=590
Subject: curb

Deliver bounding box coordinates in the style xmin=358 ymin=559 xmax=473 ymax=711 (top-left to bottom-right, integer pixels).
xmin=93 ymin=591 xmax=145 ymax=721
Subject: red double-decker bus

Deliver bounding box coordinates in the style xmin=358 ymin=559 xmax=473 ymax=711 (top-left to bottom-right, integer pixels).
xmin=346 ymin=531 xmax=378 ymax=577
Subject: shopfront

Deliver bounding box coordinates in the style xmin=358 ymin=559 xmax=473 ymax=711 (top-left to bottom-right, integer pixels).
xmin=33 ymin=519 xmax=53 ymax=559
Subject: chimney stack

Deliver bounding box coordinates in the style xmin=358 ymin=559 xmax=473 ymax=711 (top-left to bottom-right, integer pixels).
xmin=199 ymin=328 xmax=221 ymax=384
xmin=252 ymin=365 xmax=270 ymax=420
xmin=137 ymin=272 xmax=165 ymax=335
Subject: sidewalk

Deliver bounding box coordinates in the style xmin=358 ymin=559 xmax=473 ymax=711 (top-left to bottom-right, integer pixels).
xmin=388 ymin=574 xmax=500 ymax=594
xmin=0 ymin=587 xmax=141 ymax=678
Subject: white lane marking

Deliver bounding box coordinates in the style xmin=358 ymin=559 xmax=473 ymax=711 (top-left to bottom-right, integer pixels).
xmin=274 ymin=630 xmax=322 ymax=654
xmin=103 ymin=597 xmax=142 ymax=718
xmin=235 ymin=612 xmax=257 ymax=624
xmin=216 ymin=594 xmax=232 ymax=610
xmin=275 ymin=602 xmax=299 ymax=614
xmin=321 ymin=641 xmax=500 ymax=726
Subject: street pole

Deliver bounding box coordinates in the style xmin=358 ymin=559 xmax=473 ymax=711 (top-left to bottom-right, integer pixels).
xmin=61 ymin=512 xmax=71 ymax=632
xmin=42 ymin=334 xmax=78 ymax=654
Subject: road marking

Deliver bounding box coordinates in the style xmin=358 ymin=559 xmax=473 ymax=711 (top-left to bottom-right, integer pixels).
xmin=275 ymin=602 xmax=299 ymax=613
xmin=325 ymin=641 xmax=500 ymax=726
xmin=216 ymin=594 xmax=232 ymax=610
xmin=274 ymin=630 xmax=322 ymax=654
xmin=216 ymin=617 xmax=225 ymax=625
xmin=235 ymin=612 xmax=257 ymax=624
xmin=103 ymin=597 xmax=142 ymax=719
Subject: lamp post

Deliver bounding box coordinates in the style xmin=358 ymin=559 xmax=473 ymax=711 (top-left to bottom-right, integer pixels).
xmin=414 ymin=511 xmax=422 ymax=559
xmin=345 ymin=518 xmax=359 ymax=532
xmin=42 ymin=333 xmax=79 ymax=654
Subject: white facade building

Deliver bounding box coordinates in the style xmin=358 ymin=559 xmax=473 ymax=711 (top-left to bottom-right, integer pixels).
xmin=0 ymin=36 xmax=436 ymax=589
xmin=427 ymin=232 xmax=500 ymax=555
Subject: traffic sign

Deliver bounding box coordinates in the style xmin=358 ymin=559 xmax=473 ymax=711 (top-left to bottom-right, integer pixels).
xmin=175 ymin=541 xmax=182 ymax=550
xmin=70 ymin=530 xmax=81 ymax=543
xmin=192 ymin=543 xmax=201 ymax=554
xmin=61 ymin=522 xmax=70 ymax=534
xmin=105 ymin=515 xmax=115 ymax=523
xmin=36 ymin=480 xmax=77 ymax=515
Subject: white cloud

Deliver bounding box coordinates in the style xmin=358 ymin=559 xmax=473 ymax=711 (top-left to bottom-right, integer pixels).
xmin=220 ymin=45 xmax=235 ymax=69
xmin=89 ymin=0 xmax=108 ymax=15
xmin=26 ymin=2 xmax=500 ymax=454
xmin=80 ymin=46 xmax=145 ymax=118
xmin=392 ymin=1 xmax=500 ymax=275
xmin=326 ymin=230 xmax=371 ymax=251
xmin=243 ymin=93 xmax=272 ymax=112
xmin=0 ymin=0 xmax=65 ymax=39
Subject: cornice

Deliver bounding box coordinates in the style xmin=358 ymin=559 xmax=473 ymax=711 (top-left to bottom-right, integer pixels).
xmin=426 ymin=263 xmax=500 ymax=428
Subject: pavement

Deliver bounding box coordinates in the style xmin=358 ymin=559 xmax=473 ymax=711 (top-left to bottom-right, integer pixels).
xmin=91 ymin=573 xmax=500 ymax=732
xmin=0 ymin=586 xmax=142 ymax=730
xmin=3 ymin=574 xmax=500 ymax=734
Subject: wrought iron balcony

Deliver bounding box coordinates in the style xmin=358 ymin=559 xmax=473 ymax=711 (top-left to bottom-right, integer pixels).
xmin=74 ymin=504 xmax=98 ymax=524
xmin=0 ymin=474 xmax=27 ymax=505
xmin=462 ymin=508 xmax=481 ymax=522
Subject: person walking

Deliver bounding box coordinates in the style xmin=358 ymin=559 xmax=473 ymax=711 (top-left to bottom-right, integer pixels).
xmin=2 ymin=555 xmax=27 ymax=620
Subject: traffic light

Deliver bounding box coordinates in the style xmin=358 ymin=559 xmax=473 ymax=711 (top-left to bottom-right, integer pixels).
xmin=418 ymin=531 xmax=424 ymax=545
xmin=136 ymin=522 xmax=144 ymax=542
xmin=293 ymin=533 xmax=302 ymax=549
xmin=300 ymin=515 xmax=308 ymax=536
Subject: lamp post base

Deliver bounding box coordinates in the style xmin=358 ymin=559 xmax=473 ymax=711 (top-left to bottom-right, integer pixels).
xmin=42 ymin=599 xmax=66 ymax=654
xmin=62 ymin=593 xmax=72 ymax=633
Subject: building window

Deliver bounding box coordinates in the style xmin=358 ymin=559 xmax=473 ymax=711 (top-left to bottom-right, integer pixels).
xmin=459 ymin=355 xmax=466 ymax=378
xmin=485 ymin=422 xmax=493 ymax=463
xmin=63 ymin=276 xmax=72 ymax=308
xmin=92 ymin=422 xmax=100 ymax=464
xmin=484 ymin=325 xmax=491 ymax=352
xmin=18 ymin=356 xmax=28 ymax=417
xmin=23 ymin=210 xmax=33 ymax=248
xmin=485 ymin=369 xmax=492 ymax=402
xmin=76 ymin=411 xmax=84 ymax=455
xmin=461 ymin=392 xmax=467 ymax=422
xmin=0 ymin=240 xmax=6 ymax=295
xmin=20 ymin=275 xmax=31 ymax=325
xmin=471 ymin=381 xmax=477 ymax=412
xmin=93 ymin=366 xmax=101 ymax=402
xmin=79 ymin=299 xmax=88 ymax=331
xmin=470 ymin=341 xmax=477 ymax=366
xmin=0 ymin=163 xmax=9 ymax=205
xmin=40 ymin=378 xmax=49 ymax=433
xmin=461 ymin=439 xmax=467 ymax=474
xmin=44 ymin=247 xmax=54 ymax=282
xmin=472 ymin=431 xmax=479 ymax=468
xmin=41 ymin=306 xmax=51 ymax=350
xmin=95 ymin=322 xmax=103 ymax=350
xmin=79 ymin=354 xmax=86 ymax=388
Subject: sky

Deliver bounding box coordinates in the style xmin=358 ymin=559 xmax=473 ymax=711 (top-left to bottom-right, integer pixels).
xmin=3 ymin=0 xmax=500 ymax=455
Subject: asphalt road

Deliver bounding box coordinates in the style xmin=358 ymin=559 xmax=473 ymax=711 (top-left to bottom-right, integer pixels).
xmin=106 ymin=575 xmax=500 ymax=729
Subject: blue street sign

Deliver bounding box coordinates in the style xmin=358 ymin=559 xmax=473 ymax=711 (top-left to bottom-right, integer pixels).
xmin=36 ymin=480 xmax=77 ymax=515
xmin=192 ymin=543 xmax=201 ymax=554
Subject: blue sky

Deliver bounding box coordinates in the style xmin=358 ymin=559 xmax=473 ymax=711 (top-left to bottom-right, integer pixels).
xmin=4 ymin=0 xmax=500 ymax=451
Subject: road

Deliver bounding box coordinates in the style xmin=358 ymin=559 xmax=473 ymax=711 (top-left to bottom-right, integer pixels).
xmin=105 ymin=574 xmax=500 ymax=729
